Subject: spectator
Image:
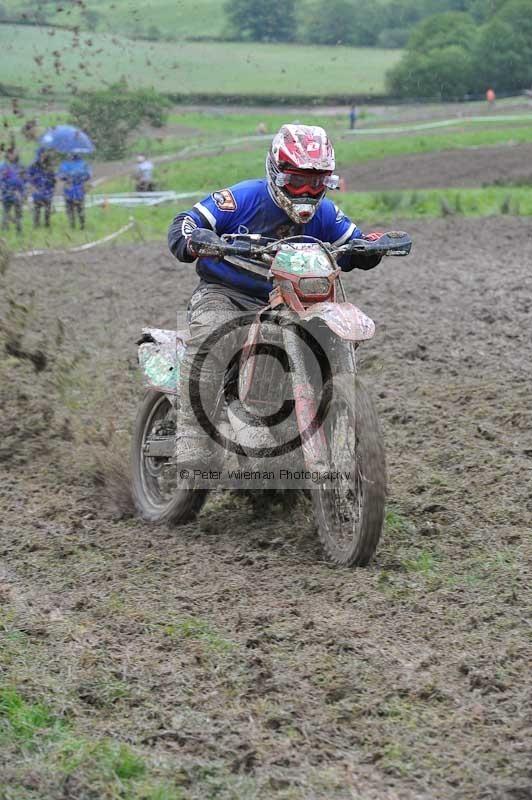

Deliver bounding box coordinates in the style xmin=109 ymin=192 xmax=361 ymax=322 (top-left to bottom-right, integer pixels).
xmin=486 ymin=88 xmax=496 ymax=109
xmin=134 ymin=154 xmax=154 ymax=192
xmin=0 ymin=149 xmax=25 ymax=234
xmin=27 ymin=148 xmax=56 ymax=228
xmin=58 ymin=153 xmax=91 ymax=230
xmin=349 ymin=105 xmax=357 ymax=130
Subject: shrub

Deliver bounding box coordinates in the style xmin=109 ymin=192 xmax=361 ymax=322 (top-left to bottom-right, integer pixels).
xmin=386 ymin=45 xmax=475 ymax=100
xmin=406 ymin=12 xmax=477 ymax=54
xmin=69 ymin=82 xmax=170 ymax=159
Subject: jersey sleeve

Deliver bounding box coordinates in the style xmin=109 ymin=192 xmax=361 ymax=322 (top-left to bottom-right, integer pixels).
xmin=192 ymin=186 xmax=240 ymax=234
xmin=318 ymin=198 xmax=382 ymax=272
xmin=318 ymin=199 xmax=363 ymax=246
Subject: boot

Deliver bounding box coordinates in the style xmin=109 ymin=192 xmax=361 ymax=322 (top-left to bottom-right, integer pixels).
xmin=175 ymin=422 xmax=216 ymax=471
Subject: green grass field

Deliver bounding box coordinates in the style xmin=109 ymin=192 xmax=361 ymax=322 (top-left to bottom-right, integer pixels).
xmin=2 ymin=0 xmax=251 ymax=38
xmin=0 ymin=24 xmax=400 ymax=98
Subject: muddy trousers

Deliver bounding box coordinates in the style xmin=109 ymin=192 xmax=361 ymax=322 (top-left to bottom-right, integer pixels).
xmin=65 ymin=199 xmax=85 ymax=229
xmin=2 ymin=199 xmax=22 ymax=233
xmin=177 ymin=282 xmax=265 ymax=443
xmin=33 ymin=199 xmax=51 ymax=228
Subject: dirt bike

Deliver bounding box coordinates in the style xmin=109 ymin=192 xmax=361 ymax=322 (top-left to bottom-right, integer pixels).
xmin=131 ymin=231 xmax=412 ymax=566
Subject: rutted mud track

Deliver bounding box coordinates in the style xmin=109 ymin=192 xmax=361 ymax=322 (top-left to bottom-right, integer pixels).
xmin=342 ymin=142 xmax=532 ymax=190
xmin=1 ymin=218 xmax=531 ymax=799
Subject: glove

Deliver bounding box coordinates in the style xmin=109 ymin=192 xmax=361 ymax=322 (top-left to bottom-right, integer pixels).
xmin=363 ymin=231 xmax=385 ymax=242
xmin=187 ymin=227 xmax=223 ymax=258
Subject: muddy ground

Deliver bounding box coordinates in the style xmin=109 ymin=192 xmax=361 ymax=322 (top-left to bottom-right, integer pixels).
xmin=0 ymin=217 xmax=531 ymax=799
xmin=342 ymin=142 xmax=532 ymax=191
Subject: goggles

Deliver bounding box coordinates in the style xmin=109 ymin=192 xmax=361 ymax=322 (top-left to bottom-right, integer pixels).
xmin=275 ymin=170 xmax=340 ymax=197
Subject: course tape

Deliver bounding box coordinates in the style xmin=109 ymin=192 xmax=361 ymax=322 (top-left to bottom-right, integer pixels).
xmin=13 ymin=219 xmax=136 ymax=259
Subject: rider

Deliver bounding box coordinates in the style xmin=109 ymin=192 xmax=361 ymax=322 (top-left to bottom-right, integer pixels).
xmin=168 ymin=124 xmax=383 ymax=469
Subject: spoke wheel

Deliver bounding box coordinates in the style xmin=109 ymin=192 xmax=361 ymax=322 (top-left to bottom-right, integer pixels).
xmin=312 ymin=375 xmax=386 ymax=566
xmin=131 ymin=390 xmax=207 ymax=524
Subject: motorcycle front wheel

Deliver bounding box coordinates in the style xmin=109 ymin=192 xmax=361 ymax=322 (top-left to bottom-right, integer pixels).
xmin=312 ymin=375 xmax=386 ymax=567
xmin=130 ymin=390 xmax=208 ymax=525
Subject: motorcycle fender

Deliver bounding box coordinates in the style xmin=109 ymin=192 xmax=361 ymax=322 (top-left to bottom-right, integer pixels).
xmin=299 ymin=302 xmax=375 ymax=341
xmin=137 ymin=327 xmax=186 ymax=394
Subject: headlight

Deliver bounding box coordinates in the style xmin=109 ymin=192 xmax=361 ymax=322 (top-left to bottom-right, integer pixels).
xmin=298 ymin=277 xmax=330 ymax=295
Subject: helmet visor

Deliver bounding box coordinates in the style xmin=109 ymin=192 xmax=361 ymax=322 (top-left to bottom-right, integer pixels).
xmin=275 ymin=170 xmax=340 ymax=197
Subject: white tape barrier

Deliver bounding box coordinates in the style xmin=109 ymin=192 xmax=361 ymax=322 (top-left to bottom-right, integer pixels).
xmin=51 ymin=190 xmax=203 ymax=210
xmin=14 ymin=219 xmax=136 ymax=259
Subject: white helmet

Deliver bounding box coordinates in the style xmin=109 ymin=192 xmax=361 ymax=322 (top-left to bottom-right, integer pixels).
xmin=266 ymin=124 xmax=339 ymax=224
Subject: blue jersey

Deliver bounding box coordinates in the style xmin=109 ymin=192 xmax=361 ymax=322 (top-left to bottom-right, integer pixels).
xmin=0 ymin=163 xmax=25 ymax=202
xmin=184 ymin=179 xmax=363 ymax=300
xmin=58 ymin=159 xmax=91 ymax=201
xmin=27 ymin=162 xmax=56 ymax=202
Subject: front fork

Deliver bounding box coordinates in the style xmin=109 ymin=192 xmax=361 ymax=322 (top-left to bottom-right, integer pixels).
xmin=282 ymin=324 xmax=330 ymax=473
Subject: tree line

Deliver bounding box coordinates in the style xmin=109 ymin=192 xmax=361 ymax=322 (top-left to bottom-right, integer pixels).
xmin=223 ymin=0 xmax=512 ymax=47
xmin=225 ymin=0 xmax=532 ymax=98
xmin=386 ymin=0 xmax=532 ymax=98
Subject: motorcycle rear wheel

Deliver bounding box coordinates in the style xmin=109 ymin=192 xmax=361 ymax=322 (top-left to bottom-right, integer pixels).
xmin=130 ymin=390 xmax=208 ymax=525
xmin=312 ymin=375 xmax=386 ymax=566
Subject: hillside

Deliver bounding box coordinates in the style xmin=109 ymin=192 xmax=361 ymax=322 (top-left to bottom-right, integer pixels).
xmin=2 ymin=0 xmax=228 ymax=39
xmin=0 ymin=24 xmax=401 ymax=98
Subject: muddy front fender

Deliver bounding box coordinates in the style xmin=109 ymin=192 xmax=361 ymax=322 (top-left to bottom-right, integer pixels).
xmin=299 ymin=302 xmax=375 ymax=341
xmin=137 ymin=327 xmax=187 ymax=395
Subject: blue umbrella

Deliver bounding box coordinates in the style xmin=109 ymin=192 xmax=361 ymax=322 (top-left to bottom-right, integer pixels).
xmin=39 ymin=125 xmax=94 ymax=155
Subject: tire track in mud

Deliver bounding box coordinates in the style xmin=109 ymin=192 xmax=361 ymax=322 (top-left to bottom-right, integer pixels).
xmin=0 ymin=217 xmax=531 ymax=799
xmin=342 ymin=141 xmax=532 ymax=190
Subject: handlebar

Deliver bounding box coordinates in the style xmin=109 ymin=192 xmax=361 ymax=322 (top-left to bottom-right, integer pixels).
xmin=188 ymin=228 xmax=412 ymax=261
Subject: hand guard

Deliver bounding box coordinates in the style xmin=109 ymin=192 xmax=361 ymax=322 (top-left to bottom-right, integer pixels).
xmin=363 ymin=231 xmax=385 ymax=242
xmin=187 ymin=227 xmax=223 ymax=258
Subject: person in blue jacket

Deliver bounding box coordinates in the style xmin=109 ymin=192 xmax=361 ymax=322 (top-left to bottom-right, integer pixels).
xmin=27 ymin=148 xmax=56 ymax=228
xmin=57 ymin=153 xmax=91 ymax=229
xmin=168 ymin=124 xmax=384 ymax=469
xmin=0 ymin=149 xmax=26 ymax=234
